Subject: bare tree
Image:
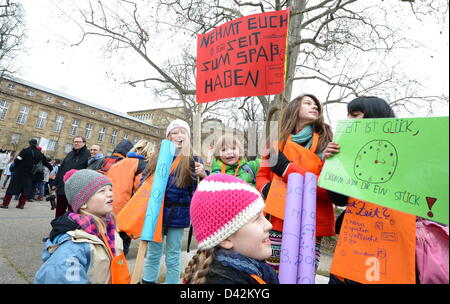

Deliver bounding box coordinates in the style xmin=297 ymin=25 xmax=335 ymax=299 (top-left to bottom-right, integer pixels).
xmin=0 ymin=0 xmax=25 ymax=77
xmin=57 ymin=0 xmax=448 ymax=121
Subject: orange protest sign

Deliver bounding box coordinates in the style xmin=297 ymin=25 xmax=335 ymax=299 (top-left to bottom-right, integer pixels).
xmin=196 ymin=9 xmax=289 ymax=103
xmin=330 ymin=198 xmax=416 ymax=284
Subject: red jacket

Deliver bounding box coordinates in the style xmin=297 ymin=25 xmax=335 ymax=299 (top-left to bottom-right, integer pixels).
xmin=256 ymin=134 xmax=335 ymax=237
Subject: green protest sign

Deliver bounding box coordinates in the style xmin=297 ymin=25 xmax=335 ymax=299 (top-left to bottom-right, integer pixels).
xmin=318 ymin=116 xmax=449 ymax=225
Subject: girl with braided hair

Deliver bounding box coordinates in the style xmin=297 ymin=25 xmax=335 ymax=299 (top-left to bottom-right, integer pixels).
xmin=183 ymin=173 xmax=279 ymax=284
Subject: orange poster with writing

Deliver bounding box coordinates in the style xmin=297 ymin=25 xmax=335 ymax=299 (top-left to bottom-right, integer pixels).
xmin=330 ymin=198 xmax=416 ymax=284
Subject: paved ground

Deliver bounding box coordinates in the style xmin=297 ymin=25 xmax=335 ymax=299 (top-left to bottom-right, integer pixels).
xmin=0 ymin=177 xmax=331 ymax=284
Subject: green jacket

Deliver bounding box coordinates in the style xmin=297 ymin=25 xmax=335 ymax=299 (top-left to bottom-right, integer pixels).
xmin=211 ymin=157 xmax=261 ymax=187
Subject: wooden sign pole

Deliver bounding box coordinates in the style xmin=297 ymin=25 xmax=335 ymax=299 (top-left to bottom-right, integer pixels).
xmin=131 ymin=240 xmax=148 ymax=283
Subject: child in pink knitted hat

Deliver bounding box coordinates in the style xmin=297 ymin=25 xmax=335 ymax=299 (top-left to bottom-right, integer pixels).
xmin=183 ymin=173 xmax=279 ymax=284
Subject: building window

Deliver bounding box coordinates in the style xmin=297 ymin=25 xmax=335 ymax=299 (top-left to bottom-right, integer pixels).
xmin=62 ymin=101 xmax=68 ymax=106
xmin=35 ymin=111 xmax=48 ymax=129
xmin=27 ymin=90 xmax=34 ymax=96
xmin=76 ymin=105 xmax=82 ymax=111
xmin=85 ymin=123 xmax=93 ymax=139
xmin=16 ymin=105 xmax=30 ymax=125
xmin=110 ymin=130 xmax=118 ymax=145
xmin=65 ymin=144 xmax=72 ymax=153
xmin=103 ymin=113 xmax=109 ymax=118
xmin=45 ymin=95 xmax=53 ymax=102
xmin=0 ymin=100 xmax=10 ymax=120
xmin=48 ymin=140 xmax=58 ymax=151
xmin=98 ymin=127 xmax=106 ymax=142
xmin=54 ymin=115 xmax=64 ymax=133
xmin=123 ymin=133 xmax=129 ymax=140
xmin=134 ymin=136 xmax=139 ymax=144
xmin=11 ymin=133 xmax=20 ymax=145
xmin=7 ymin=83 xmax=15 ymax=90
xmin=91 ymin=110 xmax=96 ymax=115
xmin=70 ymin=119 xmax=80 ymax=136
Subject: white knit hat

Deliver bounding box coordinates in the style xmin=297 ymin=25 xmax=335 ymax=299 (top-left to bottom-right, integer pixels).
xmin=165 ymin=119 xmax=191 ymax=138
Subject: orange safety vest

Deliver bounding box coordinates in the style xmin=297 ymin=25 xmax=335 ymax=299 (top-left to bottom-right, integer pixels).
xmin=330 ymin=198 xmax=416 ymax=284
xmin=221 ymin=160 xmax=241 ymax=176
xmin=116 ymin=155 xmax=181 ymax=243
xmin=264 ymin=133 xmax=335 ymax=236
xmin=107 ymin=157 xmax=143 ymax=215
xmin=250 ymin=274 xmax=267 ymax=284
xmin=99 ymin=230 xmax=131 ymax=284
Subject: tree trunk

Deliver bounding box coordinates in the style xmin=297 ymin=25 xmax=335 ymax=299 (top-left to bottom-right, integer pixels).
xmin=284 ymin=0 xmax=306 ymax=104
xmin=264 ymin=0 xmax=306 ymax=121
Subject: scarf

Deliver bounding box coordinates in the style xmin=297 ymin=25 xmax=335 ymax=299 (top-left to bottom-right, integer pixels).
xmin=215 ymin=248 xmax=279 ymax=284
xmin=88 ymin=153 xmax=104 ymax=165
xmin=291 ymin=125 xmax=313 ymax=148
xmin=68 ymin=212 xmax=116 ymax=256
xmin=291 ymin=125 xmax=323 ymax=159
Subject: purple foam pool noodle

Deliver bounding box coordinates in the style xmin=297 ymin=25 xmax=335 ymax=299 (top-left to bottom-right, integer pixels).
xmin=297 ymin=172 xmax=317 ymax=284
xmin=279 ymin=173 xmax=304 ymax=284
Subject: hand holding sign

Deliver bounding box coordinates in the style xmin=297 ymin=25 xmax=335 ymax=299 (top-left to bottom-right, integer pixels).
xmin=194 ymin=161 xmax=207 ymax=179
xmin=322 ymin=142 xmax=340 ymax=160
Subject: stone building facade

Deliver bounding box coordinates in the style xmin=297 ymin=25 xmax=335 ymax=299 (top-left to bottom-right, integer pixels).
xmin=127 ymin=106 xmax=189 ymax=130
xmin=0 ymin=76 xmax=164 ymax=159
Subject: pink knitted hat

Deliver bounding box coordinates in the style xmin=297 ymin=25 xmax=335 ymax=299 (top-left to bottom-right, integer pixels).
xmin=190 ymin=173 xmax=265 ymax=250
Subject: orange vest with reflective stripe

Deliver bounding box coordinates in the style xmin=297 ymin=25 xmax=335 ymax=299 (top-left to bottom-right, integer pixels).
xmin=262 ymin=133 xmax=335 ymax=236
xmin=250 ymin=274 xmax=267 ymax=284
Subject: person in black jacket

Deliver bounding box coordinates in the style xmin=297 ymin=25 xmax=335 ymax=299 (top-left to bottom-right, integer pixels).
xmin=1 ymin=139 xmax=52 ymax=209
xmin=52 ymin=136 xmax=90 ymax=217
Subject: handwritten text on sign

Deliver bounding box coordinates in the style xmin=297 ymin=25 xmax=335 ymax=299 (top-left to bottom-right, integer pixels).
xmin=330 ymin=198 xmax=417 ymax=284
xmin=196 ymin=9 xmax=289 ymax=103
xmin=318 ymin=117 xmax=449 ymax=225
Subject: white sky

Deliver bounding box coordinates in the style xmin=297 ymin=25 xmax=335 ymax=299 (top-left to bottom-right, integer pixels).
xmin=16 ymin=0 xmax=449 ymax=124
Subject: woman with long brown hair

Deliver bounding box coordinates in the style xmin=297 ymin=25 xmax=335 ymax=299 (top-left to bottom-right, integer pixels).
xmin=256 ymin=94 xmax=335 ymax=274
xmin=141 ymin=119 xmax=207 ymax=284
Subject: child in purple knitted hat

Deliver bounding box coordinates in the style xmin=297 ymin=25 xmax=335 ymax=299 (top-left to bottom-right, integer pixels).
xmin=35 ymin=169 xmax=128 ymax=284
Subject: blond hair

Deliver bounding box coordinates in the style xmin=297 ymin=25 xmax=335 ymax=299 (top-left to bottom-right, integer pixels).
xmin=213 ymin=134 xmax=245 ymax=159
xmin=129 ymin=139 xmax=154 ymax=161
xmin=144 ymin=136 xmax=195 ymax=189
xmin=182 ymin=248 xmax=215 ymax=284
xmin=79 ymin=209 xmax=115 ymax=234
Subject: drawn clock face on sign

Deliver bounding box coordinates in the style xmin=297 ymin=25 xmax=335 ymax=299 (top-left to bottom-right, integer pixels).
xmin=354 ymin=139 xmax=398 ymax=183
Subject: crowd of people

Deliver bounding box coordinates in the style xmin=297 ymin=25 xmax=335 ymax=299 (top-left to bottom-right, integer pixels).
xmin=0 ymin=95 xmax=448 ymax=284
